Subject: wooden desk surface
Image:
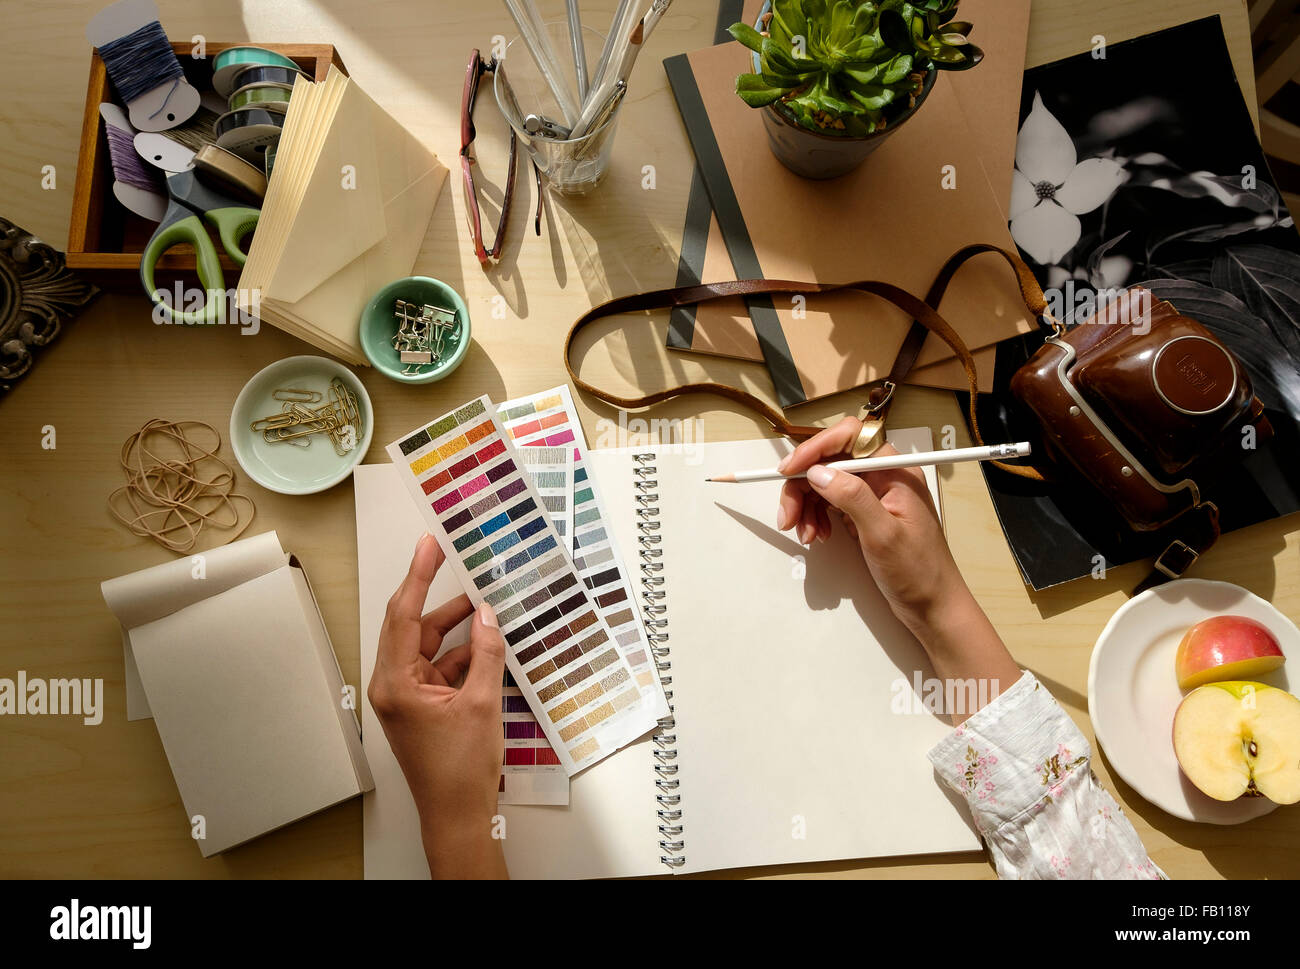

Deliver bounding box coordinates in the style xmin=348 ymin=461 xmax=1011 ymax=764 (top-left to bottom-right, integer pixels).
xmin=3 ymin=0 xmax=1295 ymax=880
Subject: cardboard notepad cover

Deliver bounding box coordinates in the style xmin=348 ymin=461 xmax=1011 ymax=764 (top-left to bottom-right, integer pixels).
xmin=128 ymin=563 xmax=374 ymax=857
xmin=666 ymin=0 xmax=1034 ymax=403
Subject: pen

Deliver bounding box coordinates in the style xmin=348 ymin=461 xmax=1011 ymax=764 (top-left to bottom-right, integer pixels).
xmin=566 ymin=0 xmax=589 ymax=101
xmin=571 ymin=0 xmax=670 ymax=138
xmin=570 ymin=80 xmax=625 ymax=153
xmin=705 ymin=442 xmax=1033 ymax=483
xmin=588 ymin=0 xmax=636 ymax=102
xmin=502 ymin=0 xmax=582 ymax=126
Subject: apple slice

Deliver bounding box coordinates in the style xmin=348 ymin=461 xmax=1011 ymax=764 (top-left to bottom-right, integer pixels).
xmin=1173 ymin=681 xmax=1300 ymax=804
xmin=1174 ymin=616 xmax=1285 ymax=691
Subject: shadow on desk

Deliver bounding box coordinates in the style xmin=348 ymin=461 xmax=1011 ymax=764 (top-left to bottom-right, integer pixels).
xmin=1096 ymin=747 xmax=1300 ymax=879
xmin=1024 ymin=517 xmax=1289 ymax=623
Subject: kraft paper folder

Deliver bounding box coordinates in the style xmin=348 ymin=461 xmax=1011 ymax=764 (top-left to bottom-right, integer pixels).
xmin=665 ymin=0 xmax=1034 ymax=406
xmin=358 ymin=428 xmax=979 ymax=878
xmin=102 ymin=531 xmax=374 ymax=857
xmin=239 ymin=68 xmax=446 ymax=366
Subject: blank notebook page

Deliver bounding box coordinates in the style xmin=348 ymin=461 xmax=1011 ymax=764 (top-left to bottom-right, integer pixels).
xmin=585 ymin=430 xmax=979 ymax=875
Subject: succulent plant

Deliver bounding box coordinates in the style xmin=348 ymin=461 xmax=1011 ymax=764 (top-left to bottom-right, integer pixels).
xmin=730 ymin=0 xmax=982 ymax=137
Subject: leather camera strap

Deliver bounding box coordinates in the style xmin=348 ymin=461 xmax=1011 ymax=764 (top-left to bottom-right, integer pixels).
xmin=564 ymin=243 xmax=1050 ymax=478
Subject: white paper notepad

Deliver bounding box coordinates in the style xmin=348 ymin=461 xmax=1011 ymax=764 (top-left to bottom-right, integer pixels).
xmin=107 ymin=542 xmax=374 ymax=857
xmin=358 ymin=429 xmax=978 ymax=878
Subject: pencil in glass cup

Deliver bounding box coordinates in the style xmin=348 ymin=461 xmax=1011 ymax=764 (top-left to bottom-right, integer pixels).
xmin=705 ymin=442 xmax=1033 ymax=483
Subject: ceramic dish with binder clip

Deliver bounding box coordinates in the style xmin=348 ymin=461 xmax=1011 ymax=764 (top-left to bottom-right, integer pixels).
xmin=229 ymin=355 xmax=373 ymax=495
xmin=1088 ymin=578 xmax=1300 ymax=824
xmin=359 ymin=277 xmax=471 ymax=384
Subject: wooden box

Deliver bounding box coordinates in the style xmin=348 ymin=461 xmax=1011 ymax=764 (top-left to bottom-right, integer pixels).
xmin=67 ymin=42 xmax=346 ymax=290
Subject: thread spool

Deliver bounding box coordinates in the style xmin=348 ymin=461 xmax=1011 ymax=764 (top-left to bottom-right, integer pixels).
xmin=131 ymin=106 xmax=221 ymax=176
xmin=156 ymin=104 xmax=220 ymax=152
xmin=214 ymin=106 xmax=286 ymax=164
xmin=193 ymin=144 xmax=267 ymax=204
xmin=212 ymin=46 xmax=302 ymax=97
xmin=99 ymin=102 xmax=167 ymax=221
xmin=229 ymin=64 xmax=307 ymax=91
xmin=229 ymin=84 xmax=293 ymax=112
xmin=86 ymin=0 xmax=200 ymax=132
xmin=134 ymin=130 xmax=199 ymax=174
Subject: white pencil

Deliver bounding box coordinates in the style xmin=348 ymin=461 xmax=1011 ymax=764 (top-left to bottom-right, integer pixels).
xmin=503 ymin=0 xmax=582 ymax=126
xmin=588 ymin=0 xmax=637 ymax=104
xmin=706 ymin=442 xmax=1033 ymax=483
xmin=571 ymin=0 xmax=671 ymax=137
xmin=566 ymin=0 xmax=589 ymax=101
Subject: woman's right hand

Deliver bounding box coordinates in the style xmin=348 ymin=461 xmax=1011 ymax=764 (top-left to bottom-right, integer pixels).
xmin=776 ymin=416 xmax=971 ymax=637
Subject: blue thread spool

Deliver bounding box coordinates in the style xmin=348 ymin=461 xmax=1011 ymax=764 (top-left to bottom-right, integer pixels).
xmin=88 ymin=3 xmax=200 ymax=132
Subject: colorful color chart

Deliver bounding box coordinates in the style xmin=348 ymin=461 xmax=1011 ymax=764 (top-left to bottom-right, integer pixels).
xmin=498 ymin=387 xmax=668 ymax=713
xmin=497 ymin=446 xmax=577 ymax=802
xmin=519 ymin=445 xmax=574 ymax=541
xmin=387 ymin=396 xmax=659 ymax=775
xmin=500 ymin=669 xmax=567 ymax=804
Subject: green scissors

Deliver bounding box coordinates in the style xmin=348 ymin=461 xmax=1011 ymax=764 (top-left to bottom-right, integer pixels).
xmin=140 ymin=169 xmax=260 ymax=325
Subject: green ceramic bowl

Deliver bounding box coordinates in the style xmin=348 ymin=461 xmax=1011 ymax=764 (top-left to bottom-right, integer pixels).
xmin=359 ymin=276 xmax=471 ymax=385
xmin=229 ymin=355 xmax=373 ymax=495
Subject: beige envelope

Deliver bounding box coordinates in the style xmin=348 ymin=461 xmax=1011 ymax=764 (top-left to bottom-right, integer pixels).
xmin=240 ymin=70 xmax=447 ymax=365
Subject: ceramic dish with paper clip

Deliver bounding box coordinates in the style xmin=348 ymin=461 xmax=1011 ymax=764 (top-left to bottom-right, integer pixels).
xmin=359 ymin=276 xmax=471 ymax=385
xmin=229 ymin=356 xmax=373 ymax=495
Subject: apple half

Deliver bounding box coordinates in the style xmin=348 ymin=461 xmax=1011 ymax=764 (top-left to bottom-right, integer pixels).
xmin=1174 ymin=616 xmax=1284 ymax=691
xmin=1172 ymin=681 xmax=1300 ymax=803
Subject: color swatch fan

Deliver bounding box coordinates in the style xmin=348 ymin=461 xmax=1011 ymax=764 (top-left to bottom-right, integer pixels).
xmin=385 ymin=396 xmax=666 ymax=775
xmin=239 ymin=68 xmax=446 ymax=366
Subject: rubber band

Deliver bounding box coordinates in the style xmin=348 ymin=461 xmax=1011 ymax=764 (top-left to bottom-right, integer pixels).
xmin=108 ymin=419 xmax=256 ymax=553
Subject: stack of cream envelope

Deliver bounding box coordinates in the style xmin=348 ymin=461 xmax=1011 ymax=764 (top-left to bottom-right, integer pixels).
xmin=239 ymin=67 xmax=446 ymax=365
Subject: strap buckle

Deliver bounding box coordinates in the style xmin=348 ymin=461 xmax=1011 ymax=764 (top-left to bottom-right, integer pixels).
xmin=863 ymin=380 xmax=896 ymax=417
xmin=1153 ymin=540 xmax=1199 ymax=579
xmin=1039 ymin=309 xmax=1066 ymax=339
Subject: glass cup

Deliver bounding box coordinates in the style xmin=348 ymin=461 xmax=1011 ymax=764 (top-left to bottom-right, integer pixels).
xmin=493 ymin=22 xmax=622 ymax=196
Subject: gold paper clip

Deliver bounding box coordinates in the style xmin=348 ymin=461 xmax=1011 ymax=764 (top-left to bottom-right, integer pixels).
xmin=272 ymin=388 xmax=323 ymax=403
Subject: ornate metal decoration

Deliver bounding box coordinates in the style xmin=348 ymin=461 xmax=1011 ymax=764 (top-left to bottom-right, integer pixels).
xmin=0 ymin=217 xmax=99 ymax=397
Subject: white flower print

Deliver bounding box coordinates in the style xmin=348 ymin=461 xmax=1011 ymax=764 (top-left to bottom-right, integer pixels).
xmin=1010 ymin=92 xmax=1127 ymax=265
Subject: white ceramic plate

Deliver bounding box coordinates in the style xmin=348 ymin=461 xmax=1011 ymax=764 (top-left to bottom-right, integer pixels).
xmin=1088 ymin=578 xmax=1300 ymax=824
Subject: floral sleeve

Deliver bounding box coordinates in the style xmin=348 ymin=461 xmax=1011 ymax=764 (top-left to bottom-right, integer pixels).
xmin=927 ymin=670 xmax=1165 ymax=879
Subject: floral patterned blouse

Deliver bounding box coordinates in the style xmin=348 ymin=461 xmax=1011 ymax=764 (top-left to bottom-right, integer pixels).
xmin=928 ymin=670 xmax=1165 ymax=880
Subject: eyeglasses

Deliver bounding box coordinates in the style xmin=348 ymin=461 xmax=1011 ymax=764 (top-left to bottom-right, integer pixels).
xmin=461 ymin=50 xmax=542 ymax=264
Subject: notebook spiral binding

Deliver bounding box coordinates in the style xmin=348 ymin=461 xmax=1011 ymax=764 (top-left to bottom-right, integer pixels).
xmin=634 ymin=452 xmax=684 ymax=870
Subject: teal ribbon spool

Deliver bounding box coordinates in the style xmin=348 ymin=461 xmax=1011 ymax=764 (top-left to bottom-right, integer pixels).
xmin=213 ymin=46 xmax=301 ymax=96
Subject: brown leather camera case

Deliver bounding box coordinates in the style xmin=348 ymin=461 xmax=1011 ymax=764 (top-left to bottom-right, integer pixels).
xmin=1010 ymin=287 xmax=1271 ymax=534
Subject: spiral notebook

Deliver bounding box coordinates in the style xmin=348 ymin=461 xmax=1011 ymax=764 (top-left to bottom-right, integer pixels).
xmin=358 ymin=428 xmax=978 ymax=878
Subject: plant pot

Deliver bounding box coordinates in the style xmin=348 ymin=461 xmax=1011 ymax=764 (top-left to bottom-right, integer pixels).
xmin=751 ymin=2 xmax=938 ymax=179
